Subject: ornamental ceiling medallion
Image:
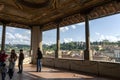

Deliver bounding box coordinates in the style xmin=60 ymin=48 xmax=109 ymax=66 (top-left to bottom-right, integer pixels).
xmin=16 ymin=0 xmax=50 ymax=8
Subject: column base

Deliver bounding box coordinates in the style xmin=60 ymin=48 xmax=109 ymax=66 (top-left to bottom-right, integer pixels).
xmin=84 ymin=50 xmax=93 ymax=60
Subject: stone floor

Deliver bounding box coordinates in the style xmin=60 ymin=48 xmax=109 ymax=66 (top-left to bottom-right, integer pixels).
xmin=0 ymin=64 xmax=118 ymax=80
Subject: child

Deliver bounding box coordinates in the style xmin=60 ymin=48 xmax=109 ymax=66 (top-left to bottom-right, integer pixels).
xmin=1 ymin=63 xmax=7 ymax=80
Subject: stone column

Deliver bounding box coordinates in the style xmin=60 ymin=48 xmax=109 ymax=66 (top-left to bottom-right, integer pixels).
xmin=84 ymin=15 xmax=91 ymax=60
xmin=1 ymin=23 xmax=6 ymax=51
xmin=30 ymin=26 xmax=32 ymax=57
xmin=39 ymin=27 xmax=42 ymax=51
xmin=30 ymin=26 xmax=32 ymax=51
xmin=55 ymin=24 xmax=61 ymax=58
xmin=31 ymin=26 xmax=42 ymax=64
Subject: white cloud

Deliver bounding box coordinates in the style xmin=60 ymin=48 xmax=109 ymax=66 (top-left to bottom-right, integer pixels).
xmin=0 ymin=27 xmax=31 ymax=45
xmin=0 ymin=28 xmax=2 ymax=30
xmin=15 ymin=33 xmax=22 ymax=38
xmin=6 ymin=32 xmax=30 ymax=45
xmin=11 ymin=27 xmax=16 ymax=30
xmin=60 ymin=27 xmax=69 ymax=32
xmin=25 ymin=30 xmax=30 ymax=34
xmin=43 ymin=41 xmax=54 ymax=45
xmin=15 ymin=33 xmax=30 ymax=41
xmin=64 ymin=38 xmax=73 ymax=43
xmin=6 ymin=32 xmax=15 ymax=39
xmin=43 ymin=32 xmax=45 ymax=35
xmin=95 ymin=32 xmax=100 ymax=36
xmin=76 ymin=22 xmax=85 ymax=26
xmin=7 ymin=27 xmax=16 ymax=33
xmin=71 ymin=25 xmax=76 ymax=29
xmin=95 ymin=33 xmax=120 ymax=42
xmin=7 ymin=26 xmax=16 ymax=30
xmin=102 ymin=35 xmax=120 ymax=42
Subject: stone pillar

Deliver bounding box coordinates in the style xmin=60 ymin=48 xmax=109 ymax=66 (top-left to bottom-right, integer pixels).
xmin=30 ymin=26 xmax=32 ymax=57
xmin=1 ymin=23 xmax=6 ymax=51
xmin=30 ymin=26 xmax=32 ymax=51
xmin=84 ymin=15 xmax=92 ymax=60
xmin=55 ymin=24 xmax=61 ymax=58
xmin=31 ymin=26 xmax=42 ymax=64
xmin=39 ymin=27 xmax=42 ymax=51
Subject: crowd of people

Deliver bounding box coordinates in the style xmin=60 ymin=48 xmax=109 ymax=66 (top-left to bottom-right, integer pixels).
xmin=0 ymin=47 xmax=43 ymax=80
xmin=0 ymin=49 xmax=24 ymax=80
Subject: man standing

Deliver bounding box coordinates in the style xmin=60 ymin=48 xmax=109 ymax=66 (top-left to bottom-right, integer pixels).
xmin=37 ymin=47 xmax=43 ymax=72
xmin=17 ymin=49 xmax=24 ymax=73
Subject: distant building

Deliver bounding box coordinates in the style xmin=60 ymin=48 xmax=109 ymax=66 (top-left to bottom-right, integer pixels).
xmin=114 ymin=49 xmax=120 ymax=62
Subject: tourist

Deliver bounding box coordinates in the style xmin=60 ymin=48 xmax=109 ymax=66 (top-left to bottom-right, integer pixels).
xmin=0 ymin=63 xmax=7 ymax=80
xmin=36 ymin=47 xmax=43 ymax=72
xmin=8 ymin=49 xmax=17 ymax=80
xmin=0 ymin=50 xmax=8 ymax=65
xmin=17 ymin=49 xmax=24 ymax=73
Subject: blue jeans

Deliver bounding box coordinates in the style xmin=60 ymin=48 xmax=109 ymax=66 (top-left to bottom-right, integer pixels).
xmin=37 ymin=59 xmax=42 ymax=72
xmin=18 ymin=61 xmax=23 ymax=73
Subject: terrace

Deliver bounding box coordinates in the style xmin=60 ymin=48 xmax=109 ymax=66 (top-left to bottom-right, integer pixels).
xmin=0 ymin=0 xmax=120 ymax=79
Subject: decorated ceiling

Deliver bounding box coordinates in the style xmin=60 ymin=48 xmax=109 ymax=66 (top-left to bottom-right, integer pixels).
xmin=0 ymin=0 xmax=120 ymax=30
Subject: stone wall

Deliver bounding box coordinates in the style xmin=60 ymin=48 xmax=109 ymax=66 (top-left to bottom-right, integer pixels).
xmin=42 ymin=58 xmax=120 ymax=78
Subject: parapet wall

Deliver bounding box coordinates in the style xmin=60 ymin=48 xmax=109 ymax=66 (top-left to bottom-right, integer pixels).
xmin=42 ymin=58 xmax=120 ymax=78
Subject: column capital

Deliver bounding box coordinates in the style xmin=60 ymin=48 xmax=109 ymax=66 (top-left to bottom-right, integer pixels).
xmin=29 ymin=25 xmax=41 ymax=29
xmin=80 ymin=8 xmax=93 ymax=16
xmin=0 ymin=20 xmax=10 ymax=25
xmin=54 ymin=19 xmax=62 ymax=25
xmin=39 ymin=25 xmax=43 ymax=30
xmin=29 ymin=25 xmax=32 ymax=29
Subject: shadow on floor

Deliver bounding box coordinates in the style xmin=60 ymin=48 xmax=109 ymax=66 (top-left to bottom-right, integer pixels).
xmin=24 ymin=71 xmax=114 ymax=80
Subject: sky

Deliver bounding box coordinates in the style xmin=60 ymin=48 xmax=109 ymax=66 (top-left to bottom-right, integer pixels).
xmin=0 ymin=13 xmax=120 ymax=45
xmin=0 ymin=26 xmax=30 ymax=45
xmin=43 ymin=13 xmax=120 ymax=44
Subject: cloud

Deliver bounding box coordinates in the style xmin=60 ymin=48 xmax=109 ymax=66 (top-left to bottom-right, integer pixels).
xmin=7 ymin=26 xmax=16 ymax=30
xmin=7 ymin=26 xmax=16 ymax=33
xmin=0 ymin=27 xmax=2 ymax=30
xmin=0 ymin=26 xmax=31 ymax=45
xmin=76 ymin=22 xmax=85 ymax=26
xmin=95 ymin=32 xmax=100 ymax=36
xmin=15 ymin=33 xmax=30 ymax=41
xmin=100 ymin=35 xmax=120 ymax=42
xmin=71 ymin=25 xmax=76 ymax=29
xmin=43 ymin=41 xmax=54 ymax=45
xmin=60 ymin=27 xmax=69 ymax=32
xmin=63 ymin=38 xmax=73 ymax=43
xmin=95 ymin=32 xmax=120 ymax=42
xmin=15 ymin=33 xmax=22 ymax=38
xmin=43 ymin=32 xmax=45 ymax=35
xmin=6 ymin=32 xmax=30 ymax=45
xmin=6 ymin=32 xmax=15 ymax=39
xmin=25 ymin=30 xmax=30 ymax=34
